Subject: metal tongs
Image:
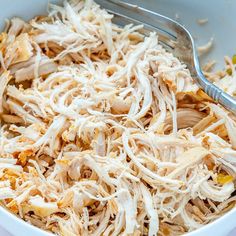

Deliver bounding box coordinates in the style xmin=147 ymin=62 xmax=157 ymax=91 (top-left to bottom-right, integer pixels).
xmin=96 ymin=0 xmax=236 ymax=114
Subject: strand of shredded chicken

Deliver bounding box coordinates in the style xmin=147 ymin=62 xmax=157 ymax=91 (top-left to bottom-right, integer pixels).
xmin=0 ymin=1 xmax=235 ymax=236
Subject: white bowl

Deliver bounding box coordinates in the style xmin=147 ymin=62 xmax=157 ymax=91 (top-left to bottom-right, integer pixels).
xmin=0 ymin=0 xmax=235 ymax=235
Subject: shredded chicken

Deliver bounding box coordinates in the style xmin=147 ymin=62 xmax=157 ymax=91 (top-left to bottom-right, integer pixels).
xmin=197 ymin=18 xmax=208 ymax=25
xmin=198 ymin=37 xmax=214 ymax=56
xmin=0 ymin=1 xmax=235 ymax=236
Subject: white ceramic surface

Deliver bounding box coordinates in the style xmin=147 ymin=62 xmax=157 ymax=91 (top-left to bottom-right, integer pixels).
xmin=0 ymin=0 xmax=235 ymax=235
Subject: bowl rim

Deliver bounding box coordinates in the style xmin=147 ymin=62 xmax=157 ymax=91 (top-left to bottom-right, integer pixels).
xmin=0 ymin=203 xmax=235 ymax=235
xmin=0 ymin=206 xmax=52 ymax=236
xmin=186 ymin=206 xmax=236 ymax=235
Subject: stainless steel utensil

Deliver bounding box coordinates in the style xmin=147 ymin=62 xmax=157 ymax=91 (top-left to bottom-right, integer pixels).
xmin=96 ymin=0 xmax=236 ymax=114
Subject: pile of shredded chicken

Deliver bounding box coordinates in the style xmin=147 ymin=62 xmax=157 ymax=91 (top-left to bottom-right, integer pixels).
xmin=0 ymin=1 xmax=236 ymax=235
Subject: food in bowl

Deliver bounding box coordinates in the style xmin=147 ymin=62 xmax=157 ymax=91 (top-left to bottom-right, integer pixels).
xmin=0 ymin=0 xmax=235 ymax=235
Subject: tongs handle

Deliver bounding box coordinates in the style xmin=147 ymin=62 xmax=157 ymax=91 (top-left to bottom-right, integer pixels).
xmin=95 ymin=0 xmax=178 ymax=38
xmin=96 ymin=0 xmax=236 ymax=115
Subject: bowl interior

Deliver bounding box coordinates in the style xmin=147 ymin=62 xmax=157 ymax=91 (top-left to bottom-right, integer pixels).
xmin=129 ymin=0 xmax=236 ymax=69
